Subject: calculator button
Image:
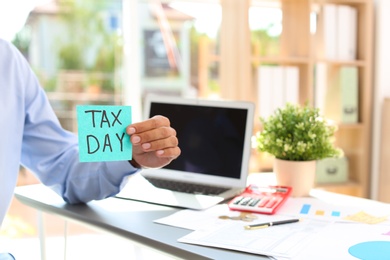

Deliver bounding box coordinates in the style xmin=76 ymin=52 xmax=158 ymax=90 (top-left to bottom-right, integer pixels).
xmin=232 ymin=196 xmax=244 ymax=204
xmin=258 ymin=197 xmax=270 ymax=207
xmin=239 ymin=197 xmax=252 ymax=206
xmin=265 ymin=198 xmax=277 ymax=208
xmin=249 ymin=198 xmax=260 ymax=207
xmin=266 ymin=197 xmax=282 ymax=208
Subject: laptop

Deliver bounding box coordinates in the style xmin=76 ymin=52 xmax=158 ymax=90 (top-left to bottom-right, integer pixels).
xmin=116 ymin=95 xmax=255 ymax=210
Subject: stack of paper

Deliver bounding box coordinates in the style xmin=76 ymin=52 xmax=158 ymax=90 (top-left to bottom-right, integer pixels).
xmin=155 ymin=197 xmax=390 ymax=259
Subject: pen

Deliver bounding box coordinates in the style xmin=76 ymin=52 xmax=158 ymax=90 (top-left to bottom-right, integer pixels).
xmin=244 ymin=218 xmax=300 ymax=230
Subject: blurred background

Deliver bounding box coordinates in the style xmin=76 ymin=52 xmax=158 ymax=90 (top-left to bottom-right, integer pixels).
xmin=1 ymin=1 xmax=282 ymax=259
xmin=2 ymin=0 xmax=389 ymax=259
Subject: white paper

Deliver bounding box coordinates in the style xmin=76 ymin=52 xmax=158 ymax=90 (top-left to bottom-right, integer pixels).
xmin=178 ymin=217 xmax=331 ymax=258
xmin=154 ymin=204 xmax=278 ymax=231
xmin=154 ymin=196 xmax=390 ymax=259
xmin=293 ymin=222 xmax=390 ymax=259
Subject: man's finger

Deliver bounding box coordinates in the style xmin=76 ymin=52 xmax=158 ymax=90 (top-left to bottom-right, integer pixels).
xmin=126 ymin=115 xmax=170 ymax=134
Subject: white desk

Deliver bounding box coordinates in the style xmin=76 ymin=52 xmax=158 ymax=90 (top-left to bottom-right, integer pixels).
xmin=14 ymin=184 xmax=270 ymax=260
xmin=14 ymin=174 xmax=390 ymax=260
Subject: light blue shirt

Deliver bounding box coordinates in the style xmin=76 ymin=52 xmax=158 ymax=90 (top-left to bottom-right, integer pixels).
xmin=0 ymin=39 xmax=138 ymax=226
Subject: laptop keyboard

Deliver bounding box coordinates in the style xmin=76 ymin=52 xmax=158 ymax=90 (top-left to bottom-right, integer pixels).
xmin=144 ymin=177 xmax=230 ymax=195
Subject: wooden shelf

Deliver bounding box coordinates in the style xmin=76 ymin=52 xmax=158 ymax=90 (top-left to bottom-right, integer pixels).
xmin=378 ymin=99 xmax=390 ymax=202
xmin=313 ymin=59 xmax=367 ymax=66
xmin=251 ymin=56 xmax=311 ymax=64
xmin=201 ymin=0 xmax=373 ymax=198
xmin=315 ymin=182 xmax=364 ymax=197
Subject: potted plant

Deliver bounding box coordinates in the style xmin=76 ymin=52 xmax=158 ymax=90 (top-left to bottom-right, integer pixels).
xmin=256 ymin=103 xmax=342 ymax=196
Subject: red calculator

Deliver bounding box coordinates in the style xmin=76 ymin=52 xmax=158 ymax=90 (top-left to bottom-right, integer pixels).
xmin=227 ymin=185 xmax=292 ymax=214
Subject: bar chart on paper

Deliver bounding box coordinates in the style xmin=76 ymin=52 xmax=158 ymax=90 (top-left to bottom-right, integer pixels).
xmin=299 ymin=203 xmax=341 ymax=217
xmin=297 ymin=202 xmax=389 ymax=224
xmin=279 ymin=198 xmax=390 ymax=225
xmin=277 ymin=198 xmax=347 ymax=220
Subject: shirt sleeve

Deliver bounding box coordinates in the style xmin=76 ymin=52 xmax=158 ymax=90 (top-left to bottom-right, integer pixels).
xmin=13 ymin=43 xmax=139 ymax=204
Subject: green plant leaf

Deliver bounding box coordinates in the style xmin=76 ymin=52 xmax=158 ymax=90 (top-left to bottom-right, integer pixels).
xmin=256 ymin=103 xmax=342 ymax=161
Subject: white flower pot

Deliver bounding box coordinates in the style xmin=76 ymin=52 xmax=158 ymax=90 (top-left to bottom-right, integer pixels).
xmin=273 ymin=158 xmax=316 ymax=197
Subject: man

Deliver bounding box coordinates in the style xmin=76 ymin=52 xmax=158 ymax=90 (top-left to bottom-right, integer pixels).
xmin=0 ymin=38 xmax=180 ymax=259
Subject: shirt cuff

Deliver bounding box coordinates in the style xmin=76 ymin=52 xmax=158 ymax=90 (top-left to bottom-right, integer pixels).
xmin=105 ymin=160 xmax=141 ymax=190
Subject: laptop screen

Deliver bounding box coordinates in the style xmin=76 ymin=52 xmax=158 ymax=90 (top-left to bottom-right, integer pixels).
xmin=146 ymin=96 xmax=254 ymax=181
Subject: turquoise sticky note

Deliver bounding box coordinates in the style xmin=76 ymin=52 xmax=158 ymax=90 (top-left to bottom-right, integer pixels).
xmin=77 ymin=105 xmax=132 ymax=162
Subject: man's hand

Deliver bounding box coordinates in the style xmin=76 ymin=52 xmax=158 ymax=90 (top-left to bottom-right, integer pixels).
xmin=126 ymin=115 xmax=180 ymax=168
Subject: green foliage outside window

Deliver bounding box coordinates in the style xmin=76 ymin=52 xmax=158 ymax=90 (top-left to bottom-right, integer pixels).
xmin=57 ymin=0 xmax=121 ymax=92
